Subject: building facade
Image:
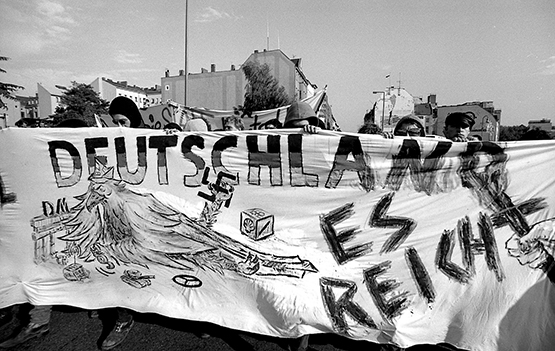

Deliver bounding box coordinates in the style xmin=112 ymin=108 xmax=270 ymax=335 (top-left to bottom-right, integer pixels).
xmin=528 ymin=119 xmax=552 ymax=131
xmin=90 ymin=77 xmax=162 ymax=108
xmin=161 ymin=49 xmax=317 ymax=109
xmin=433 ymin=101 xmax=501 ymax=141
xmin=0 ymin=95 xmax=39 ymax=128
xmin=37 ymin=83 xmax=64 ymax=119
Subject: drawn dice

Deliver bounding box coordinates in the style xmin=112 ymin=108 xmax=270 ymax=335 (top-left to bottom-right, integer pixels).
xmin=240 ymin=208 xmax=274 ymax=240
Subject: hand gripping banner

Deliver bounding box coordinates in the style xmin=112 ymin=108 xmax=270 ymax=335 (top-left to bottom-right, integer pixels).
xmin=1 ymin=128 xmax=554 ymax=351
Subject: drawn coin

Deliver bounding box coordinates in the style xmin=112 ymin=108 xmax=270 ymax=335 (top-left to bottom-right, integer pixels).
xmin=172 ymin=274 xmax=202 ymax=288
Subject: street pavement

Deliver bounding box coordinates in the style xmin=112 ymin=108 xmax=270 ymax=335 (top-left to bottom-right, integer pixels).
xmin=0 ymin=304 xmax=400 ymax=351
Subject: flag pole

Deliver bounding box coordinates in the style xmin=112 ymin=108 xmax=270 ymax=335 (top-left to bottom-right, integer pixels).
xmin=266 ymin=17 xmax=270 ymax=50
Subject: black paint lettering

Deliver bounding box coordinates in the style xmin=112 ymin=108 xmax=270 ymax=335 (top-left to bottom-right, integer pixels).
xmin=249 ymin=114 xmax=261 ymax=130
xmin=56 ymin=197 xmax=69 ymax=214
xmin=405 ymin=247 xmax=435 ymax=304
xmin=49 ymin=140 xmax=82 ymax=187
xmin=490 ymin=198 xmax=547 ymax=228
xmin=85 ymin=137 xmax=108 ymax=175
xmin=288 ymin=134 xmax=318 ymax=187
xmin=181 ymin=135 xmax=206 ymax=187
xmin=385 ymin=140 xmax=451 ymax=193
xmin=417 ymin=141 xmax=452 ymax=194
xmin=460 ymin=141 xmax=507 ymax=176
xmin=458 ymin=142 xmax=529 ymax=235
xmin=42 ymin=198 xmax=69 ymax=216
xmin=246 ymin=135 xmax=282 ymax=186
xmin=325 ymin=135 xmax=375 ymax=191
xmin=436 ymin=213 xmax=504 ymax=283
xmin=42 ymin=201 xmax=54 ymax=216
xmin=363 ymin=261 xmax=409 ymax=320
xmin=320 ymin=277 xmax=377 ymax=333
xmin=370 ymin=192 xmax=417 ymax=254
xmin=320 ymin=203 xmax=372 ymax=265
xmin=115 ymin=136 xmax=147 ymax=185
xmin=477 ymin=212 xmax=505 ymax=282
xmin=0 ymin=173 xmax=16 ymax=205
xmin=458 ymin=215 xmax=476 ymax=276
xmin=149 ymin=135 xmax=178 ymax=185
xmin=436 ymin=228 xmax=473 ymax=284
xmin=458 ymin=142 xmax=554 ymax=280
xmin=385 ymin=139 xmax=421 ymax=191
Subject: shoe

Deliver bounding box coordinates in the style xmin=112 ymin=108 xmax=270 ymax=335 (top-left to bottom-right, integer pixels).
xmin=0 ymin=323 xmax=49 ymax=348
xmin=101 ymin=319 xmax=134 ymax=350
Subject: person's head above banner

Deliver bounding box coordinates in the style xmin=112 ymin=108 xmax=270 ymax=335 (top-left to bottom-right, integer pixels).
xmin=109 ymin=96 xmax=144 ymax=129
xmin=443 ymin=112 xmax=476 ymax=142
xmin=282 ymin=101 xmax=325 ymax=134
xmin=183 ymin=118 xmax=210 ymax=132
xmin=283 ymin=101 xmax=319 ymax=128
xmin=393 ymin=116 xmax=426 ymax=137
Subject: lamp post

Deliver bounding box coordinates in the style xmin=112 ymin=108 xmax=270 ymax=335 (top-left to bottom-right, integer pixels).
xmin=373 ymin=91 xmax=386 ymax=130
xmin=184 ymin=0 xmax=188 ymax=106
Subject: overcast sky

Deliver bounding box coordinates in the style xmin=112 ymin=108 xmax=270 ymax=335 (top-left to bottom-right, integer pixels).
xmin=1 ymin=0 xmax=554 ymax=132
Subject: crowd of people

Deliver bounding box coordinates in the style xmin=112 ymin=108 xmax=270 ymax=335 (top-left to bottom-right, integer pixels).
xmin=0 ymin=96 xmax=475 ymax=350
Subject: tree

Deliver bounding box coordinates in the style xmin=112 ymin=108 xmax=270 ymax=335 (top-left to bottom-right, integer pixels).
xmin=51 ymin=82 xmax=109 ymax=126
xmin=519 ymin=128 xmax=553 ymax=140
xmin=498 ymin=124 xmax=529 ymax=141
xmin=241 ymin=61 xmax=291 ymax=116
xmin=0 ymin=55 xmax=24 ymax=109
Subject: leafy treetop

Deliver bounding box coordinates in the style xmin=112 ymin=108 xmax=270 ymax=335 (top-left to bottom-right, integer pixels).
xmin=240 ymin=60 xmax=291 ymax=117
xmin=51 ymin=82 xmax=109 ymax=126
xmin=498 ymin=124 xmax=553 ymax=141
xmin=0 ymin=55 xmax=24 ymax=110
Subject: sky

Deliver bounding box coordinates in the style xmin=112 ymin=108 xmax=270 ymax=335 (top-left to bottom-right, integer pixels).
xmin=1 ymin=0 xmax=554 ymax=132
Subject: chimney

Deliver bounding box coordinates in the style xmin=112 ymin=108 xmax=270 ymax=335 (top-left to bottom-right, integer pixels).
xmin=210 ymin=64 xmax=216 ymax=72
xmin=231 ymin=64 xmax=235 ymax=71
xmin=427 ymin=94 xmax=437 ymax=105
xmin=254 ymin=50 xmax=259 ymax=53
xmin=201 ymin=68 xmax=208 ymax=73
xmin=179 ymin=69 xmax=185 ymax=76
xmin=165 ymin=69 xmax=170 ymax=77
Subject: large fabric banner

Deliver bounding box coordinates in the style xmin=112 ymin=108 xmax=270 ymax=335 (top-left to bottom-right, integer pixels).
xmin=1 ymin=128 xmax=555 ymax=351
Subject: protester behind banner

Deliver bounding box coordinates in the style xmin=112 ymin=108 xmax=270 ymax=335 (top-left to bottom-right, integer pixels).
xmin=223 ymin=116 xmax=245 ymax=131
xmin=443 ymin=112 xmax=476 ymax=142
xmin=100 ymin=96 xmax=145 ymax=351
xmin=260 ymin=118 xmax=282 ymax=129
xmin=358 ymin=123 xmax=384 ymax=135
xmin=281 ymin=100 xmax=324 ymax=351
xmin=184 ymin=118 xmax=210 ymax=132
xmin=109 ymin=96 xmax=144 ymax=129
xmin=393 ymin=116 xmax=426 ymax=137
xmin=282 ymin=101 xmax=321 ymax=134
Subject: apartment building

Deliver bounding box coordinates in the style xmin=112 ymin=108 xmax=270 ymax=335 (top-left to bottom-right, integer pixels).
xmin=161 ymin=49 xmax=317 ymax=109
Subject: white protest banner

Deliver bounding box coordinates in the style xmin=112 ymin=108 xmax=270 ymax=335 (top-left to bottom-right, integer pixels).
xmin=1 ymin=128 xmax=554 ymax=351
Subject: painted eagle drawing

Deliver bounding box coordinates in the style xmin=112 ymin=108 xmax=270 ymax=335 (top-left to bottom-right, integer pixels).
xmin=59 ymin=162 xmax=317 ymax=279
